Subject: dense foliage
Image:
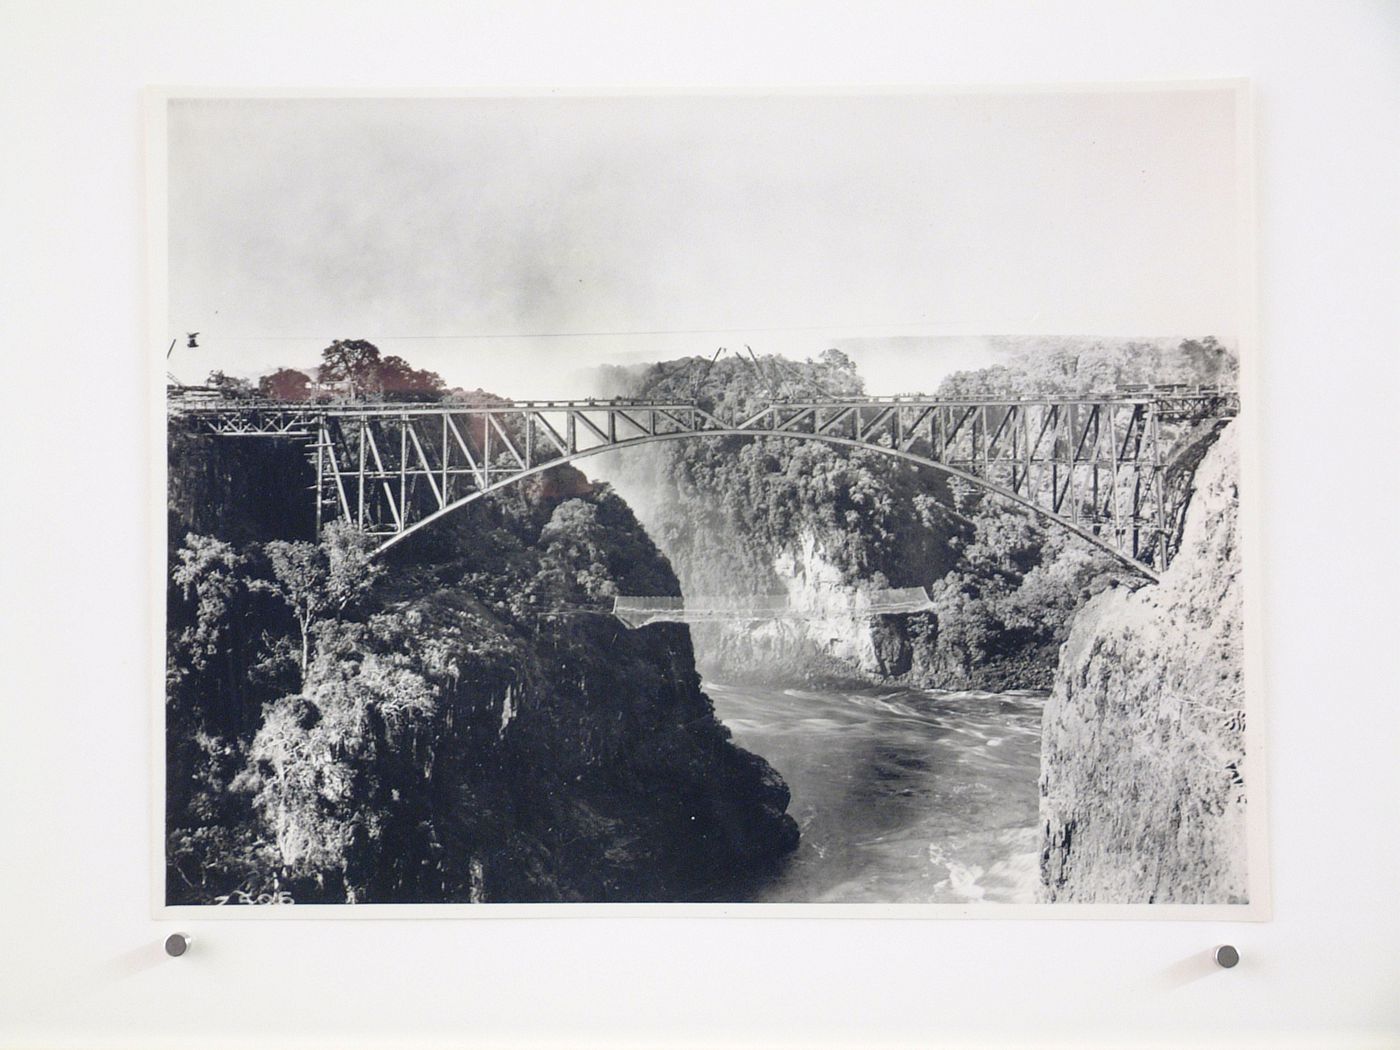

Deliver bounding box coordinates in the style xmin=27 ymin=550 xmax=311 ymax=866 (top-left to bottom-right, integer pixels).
xmin=166 ymin=359 xmax=797 ymax=905
xmin=610 ymin=349 xmax=962 ymax=590
xmin=604 ymin=339 xmax=1237 ymax=688
xmin=316 ymin=339 xmax=447 ymax=400
xmin=208 ymin=339 xmax=448 ymax=402
xmin=937 ymin=336 xmax=1236 ymax=398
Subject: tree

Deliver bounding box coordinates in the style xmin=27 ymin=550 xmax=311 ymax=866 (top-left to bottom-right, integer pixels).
xmin=928 ymin=576 xmax=997 ymax=675
xmin=376 ymin=355 xmax=446 ymax=401
xmin=316 ymin=341 xmax=447 ymax=402
xmin=319 ymin=339 xmax=383 ymax=398
xmin=1179 ymin=336 xmax=1236 ymax=386
xmin=240 ymin=692 xmax=357 ymax=883
xmin=258 ymin=368 xmax=312 ymax=401
xmin=322 ymin=522 xmax=385 ymax=614
xmin=539 ymin=499 xmax=618 ymax=600
xmin=252 ymin=541 xmax=327 ymax=681
xmin=171 ymin=533 xmax=247 ymax=673
xmin=251 ymin=524 xmax=384 ymax=681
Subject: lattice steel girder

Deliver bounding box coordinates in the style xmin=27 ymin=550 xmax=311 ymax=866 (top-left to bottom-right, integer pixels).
xmin=176 ymin=391 xmax=1239 ymax=577
xmin=334 ymin=401 xmax=1167 ymax=560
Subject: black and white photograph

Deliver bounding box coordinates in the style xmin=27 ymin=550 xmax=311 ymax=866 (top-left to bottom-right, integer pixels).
xmin=155 ymin=86 xmax=1262 ymax=912
xmin=16 ymin=4 xmax=1400 ymax=1045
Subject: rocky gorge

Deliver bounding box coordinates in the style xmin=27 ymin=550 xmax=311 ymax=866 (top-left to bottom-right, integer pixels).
xmin=590 ymin=339 xmax=1249 ymax=904
xmin=166 ymin=335 xmax=1247 ymax=906
xmin=165 ymin=425 xmax=798 ymax=905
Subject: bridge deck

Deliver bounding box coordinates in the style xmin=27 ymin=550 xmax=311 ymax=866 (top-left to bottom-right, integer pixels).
xmin=170 ymin=389 xmax=1238 ymax=415
xmin=169 ymin=388 xmax=1240 ymax=579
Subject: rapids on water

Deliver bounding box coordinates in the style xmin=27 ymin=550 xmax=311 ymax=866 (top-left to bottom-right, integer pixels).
xmin=709 ymin=682 xmax=1045 ymax=904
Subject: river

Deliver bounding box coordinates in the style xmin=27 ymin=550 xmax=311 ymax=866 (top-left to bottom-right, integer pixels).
xmin=708 ymin=682 xmax=1046 ymax=904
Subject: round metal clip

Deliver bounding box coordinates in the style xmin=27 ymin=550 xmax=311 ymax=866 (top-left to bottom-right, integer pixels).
xmin=164 ymin=932 xmax=192 ymax=957
xmin=1213 ymin=944 xmax=1239 ymax=969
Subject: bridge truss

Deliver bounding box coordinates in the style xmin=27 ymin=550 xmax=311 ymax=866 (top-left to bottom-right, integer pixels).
xmin=172 ymin=391 xmax=1239 ymax=580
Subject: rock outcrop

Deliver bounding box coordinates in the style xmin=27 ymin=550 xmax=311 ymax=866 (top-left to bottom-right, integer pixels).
xmin=684 ymin=526 xmax=919 ymax=685
xmin=1039 ymin=422 xmax=1248 ymax=903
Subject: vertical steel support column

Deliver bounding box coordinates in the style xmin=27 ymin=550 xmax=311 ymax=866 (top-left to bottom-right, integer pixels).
xmin=1128 ymin=405 xmax=1145 ymax=559
xmin=482 ymin=412 xmax=491 ymax=486
xmin=1005 ymin=406 xmax=1018 ymax=490
xmin=980 ymin=406 xmax=991 ymax=480
xmin=314 ymin=419 xmax=326 ymax=536
xmin=1105 ymin=405 xmax=1122 ymax=547
xmin=441 ymin=413 xmax=450 ymax=505
xmin=1020 ymin=404 xmax=1034 ymax=499
xmin=357 ymin=417 xmax=366 ymax=528
xmin=1066 ymin=405 xmax=1080 ymax=525
xmin=1091 ymin=406 xmax=1101 ymax=516
xmin=968 ymin=408 xmax=980 ymax=476
xmin=1005 ymin=407 xmax=1017 ymax=489
xmin=399 ymin=416 xmax=408 ymax=536
xmin=1150 ymin=405 xmax=1169 ymax=569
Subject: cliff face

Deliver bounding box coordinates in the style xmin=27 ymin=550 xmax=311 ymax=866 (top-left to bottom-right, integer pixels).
xmin=686 ymin=526 xmax=917 ymax=684
xmin=1039 ymin=422 xmax=1247 ymax=904
xmin=166 ymin=427 xmax=798 ymax=905
xmin=596 ymin=426 xmax=1127 ymax=695
xmin=167 ymin=428 xmax=315 ymax=542
xmin=598 ymin=434 xmax=977 ymax=689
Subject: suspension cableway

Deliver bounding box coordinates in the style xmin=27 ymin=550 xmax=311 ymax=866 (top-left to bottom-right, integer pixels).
xmin=612 ymin=588 xmax=935 ymax=629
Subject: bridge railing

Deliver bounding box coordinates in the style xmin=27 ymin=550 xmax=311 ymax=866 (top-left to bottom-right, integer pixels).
xmin=169 ymin=388 xmax=1240 ymax=415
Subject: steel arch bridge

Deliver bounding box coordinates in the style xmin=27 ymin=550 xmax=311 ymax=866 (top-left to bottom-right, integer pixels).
xmin=171 ymin=390 xmax=1240 ymax=581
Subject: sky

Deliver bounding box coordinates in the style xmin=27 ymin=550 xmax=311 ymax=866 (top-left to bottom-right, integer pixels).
xmin=164 ymin=89 xmax=1242 ymax=396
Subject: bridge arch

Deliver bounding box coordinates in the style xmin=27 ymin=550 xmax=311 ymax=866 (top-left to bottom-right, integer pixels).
xmin=371 ymin=427 xmax=1163 ymax=582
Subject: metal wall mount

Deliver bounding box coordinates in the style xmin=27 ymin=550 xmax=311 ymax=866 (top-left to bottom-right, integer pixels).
xmin=164 ymin=932 xmax=191 ymax=958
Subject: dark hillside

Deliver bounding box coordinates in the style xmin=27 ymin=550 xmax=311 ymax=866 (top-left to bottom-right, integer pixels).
xmin=165 ymin=418 xmax=797 ymax=904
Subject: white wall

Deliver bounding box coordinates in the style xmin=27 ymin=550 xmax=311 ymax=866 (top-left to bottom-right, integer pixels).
xmin=2 ymin=2 xmax=1397 ymax=1046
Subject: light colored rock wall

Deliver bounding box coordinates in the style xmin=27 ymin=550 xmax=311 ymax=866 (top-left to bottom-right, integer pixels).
xmin=687 ymin=527 xmax=914 ymax=683
xmin=1039 ymin=421 xmax=1248 ymax=904
xmin=771 ymin=528 xmax=886 ymax=673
